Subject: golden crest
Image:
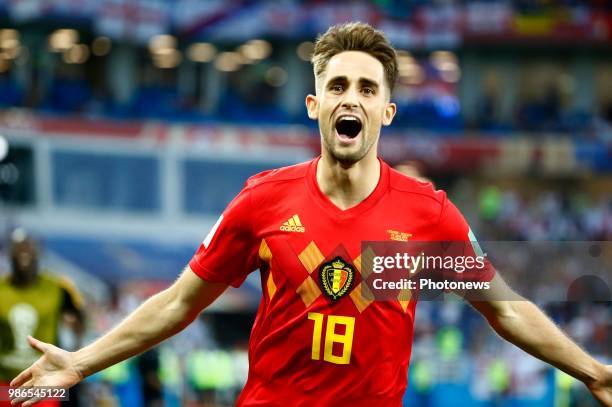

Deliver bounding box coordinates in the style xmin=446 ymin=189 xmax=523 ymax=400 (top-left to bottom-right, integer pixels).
xmin=319 ymin=256 xmax=355 ymax=301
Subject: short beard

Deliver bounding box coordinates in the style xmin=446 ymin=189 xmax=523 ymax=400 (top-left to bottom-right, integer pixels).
xmin=322 ymin=131 xmax=373 ymax=166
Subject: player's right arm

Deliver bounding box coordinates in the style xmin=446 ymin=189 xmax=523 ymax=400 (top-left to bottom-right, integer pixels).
xmin=12 ymin=182 xmax=257 ymax=406
xmin=10 ymin=268 xmax=227 ymax=406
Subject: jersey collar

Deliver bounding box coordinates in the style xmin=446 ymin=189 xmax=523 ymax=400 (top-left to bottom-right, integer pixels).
xmin=306 ymin=156 xmax=390 ymax=221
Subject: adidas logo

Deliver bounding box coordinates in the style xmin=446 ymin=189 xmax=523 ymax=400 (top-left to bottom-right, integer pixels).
xmin=280 ymin=214 xmax=305 ymax=233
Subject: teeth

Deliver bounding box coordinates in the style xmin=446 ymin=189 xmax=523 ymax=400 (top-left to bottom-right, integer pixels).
xmin=337 ymin=115 xmax=361 ymax=123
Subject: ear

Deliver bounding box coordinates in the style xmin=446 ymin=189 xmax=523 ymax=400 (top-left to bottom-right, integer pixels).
xmin=305 ymin=94 xmax=318 ymax=120
xmin=382 ymin=102 xmax=396 ymax=126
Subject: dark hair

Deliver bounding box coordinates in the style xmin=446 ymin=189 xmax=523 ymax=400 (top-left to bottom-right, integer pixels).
xmin=312 ymin=22 xmax=398 ymax=93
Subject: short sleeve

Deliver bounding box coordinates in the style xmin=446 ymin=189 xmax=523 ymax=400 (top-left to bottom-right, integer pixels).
xmin=189 ymin=187 xmax=259 ymax=287
xmin=435 ymin=193 xmax=496 ymax=283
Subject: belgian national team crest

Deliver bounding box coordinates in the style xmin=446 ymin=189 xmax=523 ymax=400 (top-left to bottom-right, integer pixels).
xmin=319 ymin=256 xmax=355 ymax=301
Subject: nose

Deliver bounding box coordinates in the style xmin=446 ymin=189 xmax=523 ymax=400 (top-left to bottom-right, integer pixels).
xmin=341 ymin=100 xmax=358 ymax=109
xmin=341 ymin=87 xmax=359 ymax=109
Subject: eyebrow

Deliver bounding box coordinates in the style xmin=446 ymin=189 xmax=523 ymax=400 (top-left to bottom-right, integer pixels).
xmin=326 ymin=76 xmax=380 ymax=89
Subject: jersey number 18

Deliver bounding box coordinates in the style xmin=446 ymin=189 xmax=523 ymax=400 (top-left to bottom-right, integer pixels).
xmin=308 ymin=312 xmax=355 ymax=364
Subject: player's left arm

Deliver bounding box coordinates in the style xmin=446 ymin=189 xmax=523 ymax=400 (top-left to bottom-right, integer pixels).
xmin=469 ymin=275 xmax=612 ymax=405
xmin=435 ymin=193 xmax=611 ymax=405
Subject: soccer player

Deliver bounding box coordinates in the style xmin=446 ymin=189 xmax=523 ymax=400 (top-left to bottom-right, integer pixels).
xmin=10 ymin=23 xmax=612 ymax=406
xmin=1 ymin=230 xmax=84 ymax=407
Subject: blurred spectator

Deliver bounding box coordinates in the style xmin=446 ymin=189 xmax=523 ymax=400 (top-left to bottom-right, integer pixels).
xmin=517 ymin=83 xmax=562 ymax=132
xmin=0 ymin=229 xmax=84 ymax=407
xmin=394 ymin=161 xmax=434 ymax=186
xmin=0 ymin=75 xmax=23 ymax=107
xmin=136 ymin=349 xmax=163 ymax=407
xmin=43 ymin=65 xmax=92 ymax=114
xmin=474 ymin=186 xmax=612 ymax=241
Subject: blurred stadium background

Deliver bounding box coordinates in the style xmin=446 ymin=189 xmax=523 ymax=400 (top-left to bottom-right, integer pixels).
xmin=0 ymin=0 xmax=610 ymax=406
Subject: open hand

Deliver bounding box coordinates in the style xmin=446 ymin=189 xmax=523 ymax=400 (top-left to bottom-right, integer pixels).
xmin=9 ymin=336 xmax=83 ymax=406
xmin=587 ymin=364 xmax=612 ymax=407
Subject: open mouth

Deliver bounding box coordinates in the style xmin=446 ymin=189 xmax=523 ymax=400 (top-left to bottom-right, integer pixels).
xmin=335 ymin=116 xmax=362 ymax=139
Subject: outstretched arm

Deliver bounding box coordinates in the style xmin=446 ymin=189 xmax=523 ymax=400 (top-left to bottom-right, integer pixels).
xmin=10 ymin=267 xmax=226 ymax=406
xmin=469 ymin=274 xmax=612 ymax=406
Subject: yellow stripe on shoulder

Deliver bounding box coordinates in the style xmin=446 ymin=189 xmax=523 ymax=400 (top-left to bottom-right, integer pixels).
xmin=41 ymin=272 xmax=85 ymax=310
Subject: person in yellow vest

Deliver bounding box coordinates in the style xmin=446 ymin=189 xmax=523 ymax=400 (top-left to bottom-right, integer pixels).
xmin=0 ymin=229 xmax=84 ymax=407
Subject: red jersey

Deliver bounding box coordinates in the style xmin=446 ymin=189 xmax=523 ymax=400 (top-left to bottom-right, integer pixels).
xmin=189 ymin=157 xmax=494 ymax=406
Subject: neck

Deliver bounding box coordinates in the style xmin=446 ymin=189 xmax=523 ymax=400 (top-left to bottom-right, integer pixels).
xmin=10 ymin=274 xmax=36 ymax=287
xmin=316 ymin=150 xmax=380 ymax=210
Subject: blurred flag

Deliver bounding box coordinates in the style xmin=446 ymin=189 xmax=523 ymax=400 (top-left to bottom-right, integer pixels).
xmin=95 ymin=0 xmax=170 ymax=44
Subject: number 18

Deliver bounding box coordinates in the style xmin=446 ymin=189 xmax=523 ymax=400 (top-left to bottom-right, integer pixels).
xmin=308 ymin=312 xmax=355 ymax=364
